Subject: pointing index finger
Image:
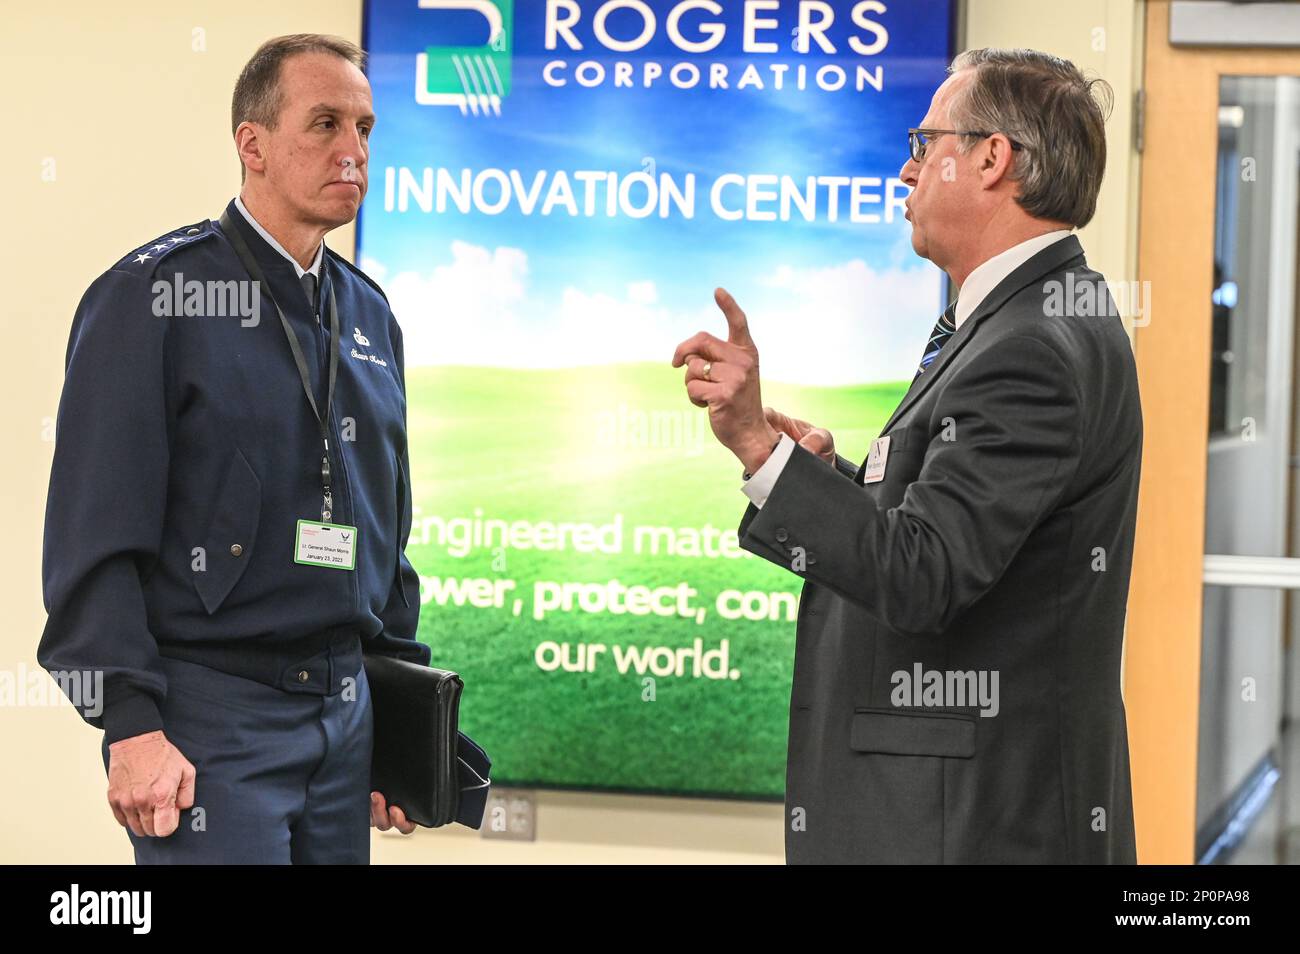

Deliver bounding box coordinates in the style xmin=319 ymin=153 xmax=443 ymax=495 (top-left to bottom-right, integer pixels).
xmin=715 ymin=286 xmax=753 ymax=348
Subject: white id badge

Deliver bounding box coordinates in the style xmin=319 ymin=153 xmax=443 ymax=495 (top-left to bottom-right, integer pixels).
xmin=294 ymin=520 xmax=358 ymax=570
xmin=863 ymin=434 xmax=891 ymax=484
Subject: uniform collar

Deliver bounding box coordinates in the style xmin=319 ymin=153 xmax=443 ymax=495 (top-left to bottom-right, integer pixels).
xmin=233 ymin=195 xmax=324 ymax=279
xmin=954 ymin=229 xmax=1074 ymax=329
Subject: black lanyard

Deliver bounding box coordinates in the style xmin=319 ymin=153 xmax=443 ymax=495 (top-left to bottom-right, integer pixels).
xmin=219 ymin=210 xmax=339 ymax=523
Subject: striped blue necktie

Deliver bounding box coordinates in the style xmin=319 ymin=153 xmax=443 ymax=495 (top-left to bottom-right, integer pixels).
xmin=914 ymin=301 xmax=958 ymax=381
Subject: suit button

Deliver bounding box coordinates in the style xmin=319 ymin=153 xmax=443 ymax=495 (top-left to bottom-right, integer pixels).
xmin=230 ymin=544 xmax=243 ymax=557
xmin=807 ymin=552 xmax=818 ymax=565
xmin=298 ymin=670 xmax=310 ymax=683
xmin=775 ymin=528 xmax=789 ymax=543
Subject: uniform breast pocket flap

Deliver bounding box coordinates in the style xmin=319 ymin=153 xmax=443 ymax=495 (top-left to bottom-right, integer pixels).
xmin=849 ymin=707 xmax=976 ymax=759
xmin=193 ymin=449 xmax=262 ymax=615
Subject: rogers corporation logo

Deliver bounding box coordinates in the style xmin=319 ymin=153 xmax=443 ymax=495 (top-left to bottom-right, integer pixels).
xmin=417 ymin=3 xmax=892 ymax=114
xmin=415 ymin=0 xmax=513 ymax=115
xmin=543 ymin=1 xmax=891 ymax=95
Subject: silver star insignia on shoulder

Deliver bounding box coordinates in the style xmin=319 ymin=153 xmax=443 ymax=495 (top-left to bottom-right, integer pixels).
xmin=134 ymin=253 xmax=151 ymax=264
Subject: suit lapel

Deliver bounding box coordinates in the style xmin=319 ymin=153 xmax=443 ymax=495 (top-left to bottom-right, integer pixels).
xmin=854 ymin=235 xmax=1086 ymax=483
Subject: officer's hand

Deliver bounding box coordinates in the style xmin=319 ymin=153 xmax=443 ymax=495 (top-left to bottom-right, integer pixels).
xmin=764 ymin=407 xmax=837 ymax=466
xmin=371 ymin=791 xmax=417 ymax=834
xmin=106 ymin=730 xmax=196 ymax=838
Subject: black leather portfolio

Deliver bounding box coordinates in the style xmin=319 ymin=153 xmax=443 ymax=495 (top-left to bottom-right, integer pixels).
xmin=364 ymin=653 xmax=492 ymax=829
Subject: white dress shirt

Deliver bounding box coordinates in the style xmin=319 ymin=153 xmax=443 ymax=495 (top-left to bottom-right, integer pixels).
xmin=234 ymin=195 xmax=324 ymax=279
xmin=742 ymin=229 xmax=1074 ymax=508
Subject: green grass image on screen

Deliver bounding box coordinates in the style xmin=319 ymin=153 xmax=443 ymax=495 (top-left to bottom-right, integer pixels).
xmin=404 ymin=362 xmax=907 ymax=799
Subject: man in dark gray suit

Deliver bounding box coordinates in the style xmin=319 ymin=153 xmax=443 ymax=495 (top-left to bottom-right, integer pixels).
xmin=673 ymin=48 xmax=1140 ymax=863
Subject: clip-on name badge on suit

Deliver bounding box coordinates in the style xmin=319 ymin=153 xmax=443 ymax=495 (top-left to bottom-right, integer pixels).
xmin=864 ymin=434 xmax=891 ymax=484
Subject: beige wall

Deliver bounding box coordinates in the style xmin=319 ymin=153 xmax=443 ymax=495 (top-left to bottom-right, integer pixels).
xmin=1 ymin=0 xmax=1142 ymax=864
xmin=965 ymin=0 xmax=1146 ymax=321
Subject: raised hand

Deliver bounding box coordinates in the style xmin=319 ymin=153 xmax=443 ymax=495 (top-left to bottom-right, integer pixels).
xmin=672 ymin=288 xmax=780 ymax=474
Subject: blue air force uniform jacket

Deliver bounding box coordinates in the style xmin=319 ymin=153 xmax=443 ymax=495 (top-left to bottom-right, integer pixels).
xmin=39 ymin=199 xmax=431 ymax=745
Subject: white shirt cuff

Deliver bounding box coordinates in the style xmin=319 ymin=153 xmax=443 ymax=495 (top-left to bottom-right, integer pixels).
xmin=741 ymin=434 xmax=796 ymax=509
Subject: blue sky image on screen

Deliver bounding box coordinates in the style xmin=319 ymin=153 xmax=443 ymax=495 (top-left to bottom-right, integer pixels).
xmin=357 ymin=0 xmax=953 ymax=387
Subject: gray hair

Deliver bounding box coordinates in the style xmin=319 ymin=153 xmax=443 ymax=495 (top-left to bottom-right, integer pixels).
xmin=231 ymin=34 xmax=367 ymax=182
xmin=946 ymin=48 xmax=1113 ymax=228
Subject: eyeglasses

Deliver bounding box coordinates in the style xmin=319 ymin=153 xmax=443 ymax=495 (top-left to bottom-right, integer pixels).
xmin=908 ymin=127 xmax=1025 ymax=163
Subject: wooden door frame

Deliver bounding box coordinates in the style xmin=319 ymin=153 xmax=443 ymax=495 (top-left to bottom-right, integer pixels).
xmin=1130 ymin=0 xmax=1300 ymax=863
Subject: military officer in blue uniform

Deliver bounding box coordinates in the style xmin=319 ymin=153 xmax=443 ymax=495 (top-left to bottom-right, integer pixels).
xmin=38 ymin=34 xmax=435 ymax=863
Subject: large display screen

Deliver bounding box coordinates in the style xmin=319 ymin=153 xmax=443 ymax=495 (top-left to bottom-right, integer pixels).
xmin=358 ymin=0 xmax=954 ymax=798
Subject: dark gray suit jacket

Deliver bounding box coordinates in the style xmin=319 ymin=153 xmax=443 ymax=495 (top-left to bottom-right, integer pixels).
xmin=739 ymin=235 xmax=1141 ymax=863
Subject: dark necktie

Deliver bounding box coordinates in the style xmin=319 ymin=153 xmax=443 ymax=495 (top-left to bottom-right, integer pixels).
xmin=914 ymin=301 xmax=958 ymax=380
xmin=301 ymin=272 xmax=318 ymax=322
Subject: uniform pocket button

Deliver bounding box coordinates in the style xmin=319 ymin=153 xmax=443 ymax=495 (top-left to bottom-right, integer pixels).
xmin=775 ymin=528 xmax=789 ymax=543
xmin=230 ymin=543 xmax=243 ymax=557
xmin=298 ymin=670 xmax=310 ymax=683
